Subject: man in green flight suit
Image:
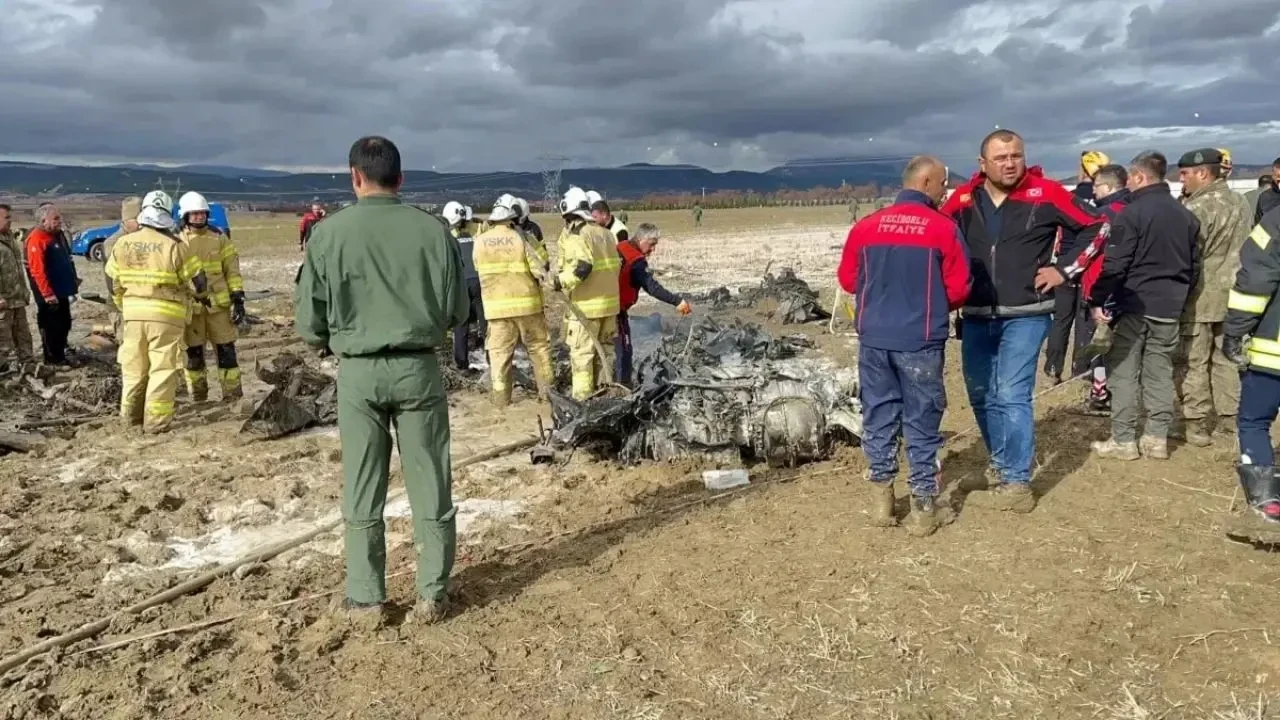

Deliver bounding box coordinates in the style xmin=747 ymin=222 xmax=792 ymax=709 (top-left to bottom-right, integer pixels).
xmin=295 ymin=136 xmax=469 ymax=628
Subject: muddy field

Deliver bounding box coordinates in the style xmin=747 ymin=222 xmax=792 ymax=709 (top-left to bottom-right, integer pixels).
xmin=1 ymin=207 xmax=1277 ymax=719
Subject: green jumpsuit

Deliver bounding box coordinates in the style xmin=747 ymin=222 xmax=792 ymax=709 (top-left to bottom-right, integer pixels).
xmin=295 ymin=194 xmax=469 ymax=604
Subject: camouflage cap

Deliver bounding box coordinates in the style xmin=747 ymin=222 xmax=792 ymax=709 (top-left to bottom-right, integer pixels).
xmin=1177 ymin=148 xmax=1224 ymax=169
xmin=120 ymin=196 xmax=142 ymax=221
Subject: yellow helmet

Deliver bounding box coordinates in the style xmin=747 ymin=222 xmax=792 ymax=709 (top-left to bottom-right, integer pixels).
xmin=1218 ymin=148 xmax=1233 ymax=176
xmin=1080 ymin=150 xmax=1110 ymax=178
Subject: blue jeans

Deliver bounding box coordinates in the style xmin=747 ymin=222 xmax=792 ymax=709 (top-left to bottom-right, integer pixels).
xmin=1239 ymin=369 xmax=1280 ymax=467
xmin=858 ymin=344 xmax=947 ymax=497
xmin=961 ymin=314 xmax=1052 ymax=485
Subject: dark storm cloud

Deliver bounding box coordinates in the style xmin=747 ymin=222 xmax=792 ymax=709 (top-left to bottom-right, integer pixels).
xmin=1 ymin=0 xmax=1278 ymax=174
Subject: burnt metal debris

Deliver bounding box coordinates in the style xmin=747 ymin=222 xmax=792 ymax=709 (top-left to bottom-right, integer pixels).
xmin=541 ymin=315 xmax=861 ymax=467
xmin=241 ymin=353 xmax=337 ymax=438
xmin=694 ymin=267 xmax=831 ymax=324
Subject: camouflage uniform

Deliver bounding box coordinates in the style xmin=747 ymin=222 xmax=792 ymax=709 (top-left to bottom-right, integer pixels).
xmin=0 ymin=228 xmax=34 ymax=365
xmin=103 ymin=197 xmax=143 ymax=340
xmin=1176 ymin=178 xmax=1252 ymax=433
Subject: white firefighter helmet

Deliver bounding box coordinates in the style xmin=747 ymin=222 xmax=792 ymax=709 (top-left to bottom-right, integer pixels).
xmin=495 ymin=193 xmax=520 ymax=217
xmin=559 ymin=186 xmax=592 ymax=219
xmin=177 ymin=191 xmax=210 ymax=219
xmin=442 ymin=201 xmax=466 ymax=226
xmin=513 ymin=197 xmax=531 ymax=219
xmin=463 ymin=205 xmax=475 ymax=222
xmin=488 ymin=195 xmax=518 ymax=223
xmin=142 ymin=190 xmax=173 ymax=214
xmin=585 ymin=190 xmax=604 ymax=206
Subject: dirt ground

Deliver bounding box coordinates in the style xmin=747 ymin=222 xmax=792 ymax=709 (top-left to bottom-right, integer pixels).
xmin=1 ymin=206 xmax=1277 ymax=719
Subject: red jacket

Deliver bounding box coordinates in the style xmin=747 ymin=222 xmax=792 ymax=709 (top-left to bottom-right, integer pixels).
xmin=299 ymin=211 xmax=324 ymax=247
xmin=1080 ymin=190 xmax=1132 ymax=300
xmin=24 ymin=228 xmax=79 ymax=301
xmin=618 ymin=240 xmax=644 ymax=311
xmin=837 ymin=190 xmax=970 ymax=351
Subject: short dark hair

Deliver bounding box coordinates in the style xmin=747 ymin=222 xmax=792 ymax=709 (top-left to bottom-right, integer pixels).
xmin=0 ymin=204 xmax=10 ymax=213
xmin=1272 ymin=157 xmax=1280 ymax=168
xmin=1094 ymin=164 xmax=1127 ymax=189
xmin=1261 ymin=174 xmax=1275 ymax=186
xmin=1130 ymin=151 xmax=1168 ymax=181
xmin=590 ymin=200 xmax=610 ymax=213
xmin=348 ymin=136 xmax=401 ymax=188
xmin=980 ymin=129 xmax=1022 ymax=157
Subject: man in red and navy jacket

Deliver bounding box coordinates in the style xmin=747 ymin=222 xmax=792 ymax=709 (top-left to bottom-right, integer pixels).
xmin=24 ymin=203 xmax=80 ymax=366
xmin=940 ymin=129 xmax=1108 ymax=513
xmin=615 ymin=222 xmax=691 ymax=386
xmin=1078 ymin=164 xmax=1132 ymax=414
xmin=298 ymin=199 xmax=326 ymax=251
xmin=837 ymin=156 xmax=969 ymax=536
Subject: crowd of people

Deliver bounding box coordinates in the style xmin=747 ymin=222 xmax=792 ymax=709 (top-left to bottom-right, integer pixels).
xmin=839 ymin=130 xmax=1280 ymax=539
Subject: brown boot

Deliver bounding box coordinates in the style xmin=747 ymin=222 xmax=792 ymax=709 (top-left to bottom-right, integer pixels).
xmin=904 ymin=496 xmax=954 ymax=537
xmin=1179 ymin=419 xmax=1212 ymax=447
xmin=1215 ymin=415 xmax=1237 ymax=436
xmin=868 ymin=481 xmax=896 ymax=527
xmin=407 ymin=596 xmax=450 ymax=625
xmin=989 ymin=483 xmax=1036 ymax=513
xmin=1139 ymin=435 xmax=1168 ymax=460
xmin=336 ymin=598 xmax=385 ymax=632
xmin=1091 ymin=437 xmax=1140 ymax=460
xmin=491 ymin=386 xmax=512 ymax=408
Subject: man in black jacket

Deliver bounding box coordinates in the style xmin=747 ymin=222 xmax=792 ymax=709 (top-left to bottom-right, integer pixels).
xmin=1087 ymin=151 xmax=1200 ymax=461
xmin=1255 ymin=159 xmax=1280 ymax=226
xmin=941 ymin=130 xmax=1108 ymax=513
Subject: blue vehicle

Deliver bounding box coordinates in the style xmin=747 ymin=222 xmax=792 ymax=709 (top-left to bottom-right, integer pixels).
xmin=71 ymin=202 xmax=231 ymax=262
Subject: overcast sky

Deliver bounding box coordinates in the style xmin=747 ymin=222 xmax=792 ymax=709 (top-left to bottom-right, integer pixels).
xmin=2 ymin=0 xmax=1278 ymax=175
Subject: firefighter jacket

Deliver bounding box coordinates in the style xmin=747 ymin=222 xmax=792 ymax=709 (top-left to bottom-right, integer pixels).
xmin=0 ymin=231 xmax=30 ymax=307
xmin=556 ymin=218 xmax=621 ymax=319
xmin=105 ymin=226 xmax=205 ymax=326
xmin=474 ymin=223 xmax=546 ymax=319
xmin=1227 ymin=212 xmax=1280 ymax=375
xmin=180 ymin=225 xmax=243 ymax=312
xmin=1182 ymin=179 xmax=1252 ymax=323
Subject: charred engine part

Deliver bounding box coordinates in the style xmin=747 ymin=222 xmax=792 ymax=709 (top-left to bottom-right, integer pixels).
xmin=241 ymin=353 xmax=337 ymax=438
xmin=542 ymin=316 xmax=861 ymax=466
xmin=692 ymin=267 xmax=832 ymax=324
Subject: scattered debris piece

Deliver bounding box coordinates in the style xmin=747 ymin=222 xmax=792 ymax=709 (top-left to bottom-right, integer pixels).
xmin=695 ymin=267 xmax=831 ymax=324
xmin=240 ymin=353 xmax=337 ymax=438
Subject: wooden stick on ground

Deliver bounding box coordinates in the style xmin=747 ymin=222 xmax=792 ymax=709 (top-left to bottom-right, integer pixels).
xmin=0 ymin=430 xmax=45 ymax=453
xmin=0 ymin=435 xmax=539 ymax=675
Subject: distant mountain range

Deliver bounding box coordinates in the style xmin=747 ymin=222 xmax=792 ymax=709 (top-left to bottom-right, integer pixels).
xmin=1 ymin=157 xmax=1267 ymax=204
xmin=0 ymin=157 xmax=954 ymax=203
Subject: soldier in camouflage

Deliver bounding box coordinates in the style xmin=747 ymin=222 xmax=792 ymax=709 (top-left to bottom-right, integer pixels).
xmin=1173 ymin=149 xmax=1252 ymax=445
xmin=103 ymin=197 xmax=142 ymax=339
xmin=0 ymin=204 xmax=34 ymax=368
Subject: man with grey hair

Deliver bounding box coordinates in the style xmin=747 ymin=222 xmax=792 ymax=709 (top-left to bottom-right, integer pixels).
xmin=1087 ymin=151 xmax=1199 ymax=460
xmin=615 ymin=222 xmax=691 ymax=386
xmin=24 ymin=202 xmax=80 ymax=366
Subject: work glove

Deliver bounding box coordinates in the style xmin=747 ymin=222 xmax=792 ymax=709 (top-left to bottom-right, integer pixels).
xmin=196 ymin=295 xmax=212 ymax=309
xmin=230 ymin=291 xmax=246 ymax=325
xmin=676 ymin=299 xmax=692 ymax=316
xmin=1223 ymin=335 xmax=1247 ymax=369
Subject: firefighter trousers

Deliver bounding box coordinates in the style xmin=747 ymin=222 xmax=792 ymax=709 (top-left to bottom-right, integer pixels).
xmin=486 ymin=313 xmax=553 ymax=402
xmin=338 ymin=352 xmax=454 ymax=604
xmin=566 ymin=312 xmax=617 ymax=400
xmin=119 ymin=319 xmax=184 ymax=432
xmin=184 ymin=310 xmax=241 ymax=401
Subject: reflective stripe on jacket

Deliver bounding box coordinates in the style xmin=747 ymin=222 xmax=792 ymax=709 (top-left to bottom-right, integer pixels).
xmin=557 ymin=219 xmax=621 ymax=319
xmin=106 ymin=227 xmax=201 ymax=325
xmin=474 ymin=224 xmax=544 ymax=319
xmin=180 ymin=225 xmax=242 ymax=311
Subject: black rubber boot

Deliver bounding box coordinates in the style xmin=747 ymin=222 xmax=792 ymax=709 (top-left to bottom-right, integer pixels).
xmin=1236 ymin=464 xmax=1280 ymax=523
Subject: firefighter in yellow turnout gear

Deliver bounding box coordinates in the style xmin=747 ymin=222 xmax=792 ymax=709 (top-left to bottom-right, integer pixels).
xmin=177 ymin=192 xmax=245 ymax=401
xmin=105 ymin=191 xmax=209 ymax=432
xmin=553 ymin=186 xmax=621 ymax=400
xmin=474 ymin=194 xmax=554 ymax=405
